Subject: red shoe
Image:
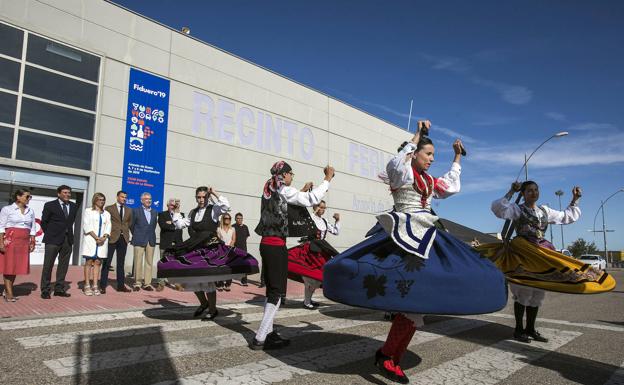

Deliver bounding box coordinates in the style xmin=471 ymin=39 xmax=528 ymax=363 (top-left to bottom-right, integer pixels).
xmin=374 ymin=349 xmax=409 ymax=384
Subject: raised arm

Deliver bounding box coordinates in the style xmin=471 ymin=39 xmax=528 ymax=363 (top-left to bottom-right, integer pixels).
xmin=280 ymin=166 xmax=334 ymax=207
xmin=208 ymin=189 xmax=231 ymax=222
xmin=491 ymin=182 xmax=523 ymax=220
xmin=543 ymin=186 xmax=582 ymax=224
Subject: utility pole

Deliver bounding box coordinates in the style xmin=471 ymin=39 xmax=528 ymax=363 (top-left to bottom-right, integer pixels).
xmin=555 ymin=190 xmax=565 ymax=249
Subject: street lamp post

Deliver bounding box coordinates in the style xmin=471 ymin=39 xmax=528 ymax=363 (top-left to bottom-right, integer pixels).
xmin=502 ymin=132 xmax=569 ymax=241
xmin=592 ymin=189 xmax=624 ymax=266
xmin=555 ymin=190 xmax=565 ymax=249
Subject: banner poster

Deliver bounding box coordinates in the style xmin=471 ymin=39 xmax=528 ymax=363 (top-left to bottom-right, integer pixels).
xmin=29 ymin=195 xmax=76 ymax=265
xmin=121 ymin=68 xmax=170 ymax=210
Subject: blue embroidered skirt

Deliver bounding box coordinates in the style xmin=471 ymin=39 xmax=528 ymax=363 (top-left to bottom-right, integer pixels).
xmin=322 ymin=225 xmax=507 ymax=315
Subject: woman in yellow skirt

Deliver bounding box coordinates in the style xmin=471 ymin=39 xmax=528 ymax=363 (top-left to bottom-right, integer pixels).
xmin=478 ymin=181 xmax=615 ymax=343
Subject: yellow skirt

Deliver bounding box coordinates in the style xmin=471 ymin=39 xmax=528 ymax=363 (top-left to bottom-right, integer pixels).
xmin=476 ymin=237 xmax=616 ymax=294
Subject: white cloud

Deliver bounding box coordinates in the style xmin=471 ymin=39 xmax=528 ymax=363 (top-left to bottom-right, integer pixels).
xmin=545 ymin=112 xmax=566 ymax=121
xmin=471 ymin=77 xmax=533 ymax=105
xmin=469 ymin=131 xmax=624 ymax=169
xmin=420 ymin=54 xmax=470 ymax=73
xmin=567 ymin=122 xmax=616 ymax=131
xmin=433 ymin=125 xmax=477 ymax=143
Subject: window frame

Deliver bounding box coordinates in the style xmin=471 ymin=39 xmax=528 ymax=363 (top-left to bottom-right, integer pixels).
xmin=0 ymin=21 xmax=103 ymax=174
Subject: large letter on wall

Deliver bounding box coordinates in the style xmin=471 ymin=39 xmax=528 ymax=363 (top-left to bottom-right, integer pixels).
xmin=264 ymin=114 xmax=282 ymax=154
xmin=192 ymin=92 xmax=215 ymax=138
xmin=284 ymin=119 xmax=298 ymax=156
xmin=237 ymin=106 xmax=255 ymax=146
xmin=300 ymin=126 xmax=314 ymax=161
xmin=217 ymin=99 xmax=235 ymax=143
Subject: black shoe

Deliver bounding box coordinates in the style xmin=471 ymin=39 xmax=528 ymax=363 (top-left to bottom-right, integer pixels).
xmin=41 ymin=292 xmax=51 ymax=299
xmin=302 ymin=302 xmax=315 ymax=310
xmin=133 ymin=285 xmax=141 ymax=292
xmin=201 ymin=310 xmax=219 ymax=321
xmin=194 ymin=305 xmax=208 ymax=317
xmin=310 ymin=300 xmax=321 ymax=307
xmin=513 ymin=330 xmax=531 ymax=343
xmin=525 ymin=329 xmax=548 ymax=342
xmin=266 ymin=331 xmax=290 ymax=345
xmin=100 ymin=288 xmax=106 ymax=294
xmin=250 ymin=338 xmax=265 ymax=350
xmin=241 ymin=277 xmax=248 ymax=286
xmin=53 ymin=291 xmax=71 ymax=297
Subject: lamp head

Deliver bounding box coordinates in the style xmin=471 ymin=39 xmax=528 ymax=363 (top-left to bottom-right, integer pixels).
xmin=555 ymin=131 xmax=569 ymax=137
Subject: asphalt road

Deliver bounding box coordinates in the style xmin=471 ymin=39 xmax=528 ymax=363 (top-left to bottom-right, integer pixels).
xmin=1 ymin=270 xmax=622 ymax=385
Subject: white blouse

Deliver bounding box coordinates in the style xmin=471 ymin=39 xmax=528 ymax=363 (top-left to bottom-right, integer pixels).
xmin=217 ymin=227 xmax=235 ymax=245
xmin=381 ymin=142 xmax=461 ymax=198
xmin=278 ymin=180 xmax=329 ymax=207
xmin=311 ymin=214 xmax=340 ymax=239
xmin=491 ymin=197 xmax=581 ymax=224
xmin=173 ymin=195 xmax=231 ymax=229
xmin=0 ymin=203 xmax=37 ymax=235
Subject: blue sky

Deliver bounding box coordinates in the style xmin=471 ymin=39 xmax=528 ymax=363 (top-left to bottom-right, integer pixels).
xmin=114 ymin=0 xmax=624 ymax=250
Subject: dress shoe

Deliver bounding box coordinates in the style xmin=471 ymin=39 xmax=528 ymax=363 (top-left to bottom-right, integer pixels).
xmin=525 ymin=329 xmax=548 ymax=342
xmin=249 ymin=338 xmax=265 ymax=350
xmin=132 ymin=285 xmax=141 ymax=292
xmin=310 ymin=300 xmax=321 ymax=307
xmin=53 ymin=291 xmax=71 ymax=297
xmin=194 ymin=305 xmax=208 ymax=317
xmin=100 ymin=288 xmax=106 ymax=294
xmin=117 ymin=287 xmax=132 ymax=293
xmin=41 ymin=292 xmax=51 ymax=299
xmin=201 ymin=310 xmax=219 ymax=321
xmin=513 ymin=330 xmax=531 ymax=343
xmin=142 ymin=285 xmax=154 ymax=291
xmin=302 ymin=302 xmax=315 ymax=310
xmin=266 ymin=331 xmax=290 ymax=347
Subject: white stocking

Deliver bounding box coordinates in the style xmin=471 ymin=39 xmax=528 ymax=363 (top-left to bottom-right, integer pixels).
xmin=255 ymin=297 xmax=281 ymax=342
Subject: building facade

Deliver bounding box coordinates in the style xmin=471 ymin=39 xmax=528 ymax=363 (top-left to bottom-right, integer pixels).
xmin=0 ymin=0 xmax=411 ymax=265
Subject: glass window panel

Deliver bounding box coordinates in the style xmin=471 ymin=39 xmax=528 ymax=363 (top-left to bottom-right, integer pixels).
xmin=17 ymin=131 xmax=92 ymax=170
xmin=0 ymin=23 xmax=24 ymax=59
xmin=20 ymin=98 xmax=95 ymax=140
xmin=23 ymin=66 xmax=98 ymax=111
xmin=0 ymin=126 xmax=14 ymax=158
xmin=0 ymin=92 xmax=17 ymax=124
xmin=26 ymin=34 xmax=100 ymax=82
xmin=0 ymin=57 xmax=21 ymax=91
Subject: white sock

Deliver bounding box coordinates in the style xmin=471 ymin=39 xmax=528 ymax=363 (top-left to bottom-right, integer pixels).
xmin=304 ymin=283 xmax=314 ymax=305
xmin=255 ymin=297 xmax=281 ymax=342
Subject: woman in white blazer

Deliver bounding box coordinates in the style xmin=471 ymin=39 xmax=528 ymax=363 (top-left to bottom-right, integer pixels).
xmin=81 ymin=192 xmax=111 ymax=296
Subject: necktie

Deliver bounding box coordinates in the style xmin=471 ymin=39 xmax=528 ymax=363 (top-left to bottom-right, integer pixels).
xmin=62 ymin=203 xmax=69 ymax=218
xmin=120 ymin=205 xmax=124 ymax=220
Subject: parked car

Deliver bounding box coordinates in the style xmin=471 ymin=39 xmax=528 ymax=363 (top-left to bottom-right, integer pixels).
xmin=578 ymin=254 xmax=607 ymax=270
xmin=559 ymin=249 xmax=572 ymax=257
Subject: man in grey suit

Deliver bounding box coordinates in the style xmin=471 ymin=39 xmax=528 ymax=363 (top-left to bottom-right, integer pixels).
xmin=130 ymin=192 xmax=158 ymax=291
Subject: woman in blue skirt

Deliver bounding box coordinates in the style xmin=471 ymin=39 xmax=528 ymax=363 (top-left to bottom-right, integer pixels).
xmin=323 ymin=121 xmax=507 ymax=383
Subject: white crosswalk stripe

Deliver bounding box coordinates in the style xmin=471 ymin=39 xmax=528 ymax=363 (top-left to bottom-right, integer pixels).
xmin=405 ymin=327 xmax=581 ymax=384
xmin=0 ymin=301 xmax=265 ymax=331
xmin=485 ymin=313 xmax=624 ymax=332
xmin=44 ymin=311 xmax=381 ymax=376
xmin=16 ymin=303 xmax=354 ymax=349
xmin=151 ymin=317 xmax=492 ymax=385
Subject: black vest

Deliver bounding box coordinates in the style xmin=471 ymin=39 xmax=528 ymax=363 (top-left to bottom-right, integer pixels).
xmin=188 ymin=205 xmax=218 ymax=237
xmin=255 ymin=194 xmax=316 ymax=238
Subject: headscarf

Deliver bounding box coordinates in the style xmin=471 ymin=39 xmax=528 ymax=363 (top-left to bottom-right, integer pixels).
xmin=262 ymin=161 xmax=292 ymax=199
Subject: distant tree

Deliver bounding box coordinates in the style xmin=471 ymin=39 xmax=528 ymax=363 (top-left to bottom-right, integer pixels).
xmin=567 ymin=238 xmax=600 ymax=258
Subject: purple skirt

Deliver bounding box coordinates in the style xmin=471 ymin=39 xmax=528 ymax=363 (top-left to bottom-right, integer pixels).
xmin=157 ymin=243 xmax=259 ymax=279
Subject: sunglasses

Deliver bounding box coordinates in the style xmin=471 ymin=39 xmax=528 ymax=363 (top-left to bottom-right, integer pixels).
xmin=224 ymin=217 xmax=231 ymax=220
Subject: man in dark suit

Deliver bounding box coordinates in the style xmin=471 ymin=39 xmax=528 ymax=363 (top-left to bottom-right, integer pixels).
xmin=100 ymin=190 xmax=133 ymax=293
xmin=131 ymin=192 xmax=158 ymax=291
xmin=40 ymin=185 xmax=78 ymax=299
xmin=158 ymin=198 xmax=184 ymax=253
